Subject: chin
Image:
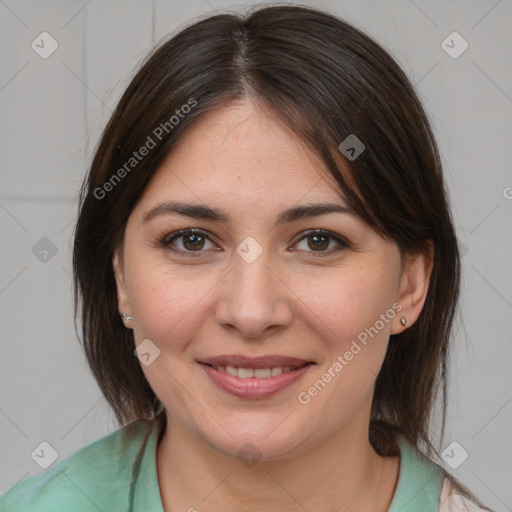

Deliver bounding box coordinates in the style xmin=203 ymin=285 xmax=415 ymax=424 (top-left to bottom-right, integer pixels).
xmin=193 ymin=417 xmax=310 ymax=462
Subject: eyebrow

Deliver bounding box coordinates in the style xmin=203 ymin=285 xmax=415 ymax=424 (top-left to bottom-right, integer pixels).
xmin=142 ymin=201 xmax=353 ymax=226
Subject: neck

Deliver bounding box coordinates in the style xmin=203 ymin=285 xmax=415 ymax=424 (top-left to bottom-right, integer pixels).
xmin=156 ymin=415 xmax=399 ymax=512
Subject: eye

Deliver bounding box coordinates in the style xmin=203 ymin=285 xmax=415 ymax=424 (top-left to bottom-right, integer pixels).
xmin=293 ymin=229 xmax=350 ymax=256
xmin=161 ymin=229 xmax=217 ymax=256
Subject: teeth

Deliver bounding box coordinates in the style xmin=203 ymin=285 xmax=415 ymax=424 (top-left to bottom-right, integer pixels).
xmin=212 ymin=365 xmax=299 ymax=378
xmin=226 ymin=366 xmax=238 ymax=377
xmin=238 ymin=367 xmax=255 ymax=378
xmin=254 ymin=368 xmax=271 ymax=378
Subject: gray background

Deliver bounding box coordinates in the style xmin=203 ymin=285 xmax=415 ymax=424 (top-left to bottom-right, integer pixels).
xmin=0 ymin=0 xmax=510 ymax=510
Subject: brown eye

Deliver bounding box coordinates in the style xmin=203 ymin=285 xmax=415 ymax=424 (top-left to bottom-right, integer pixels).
xmin=181 ymin=232 xmax=206 ymax=251
xmin=161 ymin=229 xmax=216 ymax=255
xmin=307 ymin=233 xmax=330 ymax=251
xmin=295 ymin=230 xmax=350 ymax=255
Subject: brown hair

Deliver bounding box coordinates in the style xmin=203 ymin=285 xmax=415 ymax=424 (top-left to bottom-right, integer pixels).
xmin=74 ymin=4 xmax=460 ymax=462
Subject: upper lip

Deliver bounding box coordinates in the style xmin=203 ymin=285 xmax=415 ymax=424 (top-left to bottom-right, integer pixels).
xmin=199 ymin=354 xmax=313 ymax=369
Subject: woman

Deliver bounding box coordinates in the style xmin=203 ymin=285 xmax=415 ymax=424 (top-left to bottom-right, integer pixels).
xmin=0 ymin=5 xmax=492 ymax=511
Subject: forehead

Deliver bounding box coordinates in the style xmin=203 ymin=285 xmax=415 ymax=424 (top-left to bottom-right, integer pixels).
xmin=138 ymin=100 xmax=345 ymax=210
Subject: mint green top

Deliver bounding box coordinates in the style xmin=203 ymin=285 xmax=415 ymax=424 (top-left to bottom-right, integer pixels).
xmin=0 ymin=419 xmax=445 ymax=511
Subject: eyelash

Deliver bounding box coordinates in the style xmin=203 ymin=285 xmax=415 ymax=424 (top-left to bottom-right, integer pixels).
xmin=159 ymin=228 xmax=351 ymax=258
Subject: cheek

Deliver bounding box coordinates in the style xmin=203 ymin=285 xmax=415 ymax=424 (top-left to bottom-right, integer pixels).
xmin=303 ymin=260 xmax=400 ymax=348
xmin=294 ymin=262 xmax=400 ymax=413
xmin=125 ymin=264 xmax=215 ymax=408
xmin=128 ymin=263 xmax=214 ymax=347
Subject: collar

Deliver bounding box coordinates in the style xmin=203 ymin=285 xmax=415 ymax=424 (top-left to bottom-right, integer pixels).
xmin=387 ymin=435 xmax=445 ymax=512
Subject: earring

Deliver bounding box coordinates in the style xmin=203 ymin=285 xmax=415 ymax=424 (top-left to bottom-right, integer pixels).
xmin=400 ymin=317 xmax=407 ymax=327
xmin=121 ymin=313 xmax=133 ymax=321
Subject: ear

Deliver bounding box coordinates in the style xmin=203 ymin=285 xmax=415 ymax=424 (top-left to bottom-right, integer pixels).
xmin=113 ymin=247 xmax=132 ymax=327
xmin=391 ymin=241 xmax=434 ymax=334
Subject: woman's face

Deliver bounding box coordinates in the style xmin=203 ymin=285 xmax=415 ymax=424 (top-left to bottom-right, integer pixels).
xmin=114 ymin=100 xmax=429 ymax=458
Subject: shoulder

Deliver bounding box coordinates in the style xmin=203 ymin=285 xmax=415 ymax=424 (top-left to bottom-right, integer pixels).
xmin=0 ymin=419 xmax=154 ymax=512
xmin=439 ymin=478 xmax=491 ymax=512
xmin=389 ymin=436 xmax=445 ymax=512
xmin=390 ymin=436 xmax=491 ymax=512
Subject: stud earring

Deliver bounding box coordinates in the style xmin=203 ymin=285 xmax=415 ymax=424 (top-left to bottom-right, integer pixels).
xmin=121 ymin=313 xmax=133 ymax=321
xmin=400 ymin=317 xmax=407 ymax=327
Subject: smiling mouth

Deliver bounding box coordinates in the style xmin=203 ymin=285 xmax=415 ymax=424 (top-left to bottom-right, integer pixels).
xmin=201 ymin=362 xmax=311 ymax=379
xmin=198 ymin=360 xmax=314 ymax=399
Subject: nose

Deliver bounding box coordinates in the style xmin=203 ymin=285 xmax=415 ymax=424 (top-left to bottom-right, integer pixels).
xmin=214 ymin=248 xmax=294 ymax=340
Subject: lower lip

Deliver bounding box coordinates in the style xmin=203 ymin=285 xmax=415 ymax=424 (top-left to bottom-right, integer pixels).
xmin=199 ymin=363 xmax=313 ymax=399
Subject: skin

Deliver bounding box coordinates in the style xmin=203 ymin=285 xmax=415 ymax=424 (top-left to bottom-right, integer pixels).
xmin=113 ymin=100 xmax=433 ymax=512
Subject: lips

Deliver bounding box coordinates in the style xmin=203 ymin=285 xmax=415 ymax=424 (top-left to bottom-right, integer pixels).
xmin=198 ymin=354 xmax=315 ymax=399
